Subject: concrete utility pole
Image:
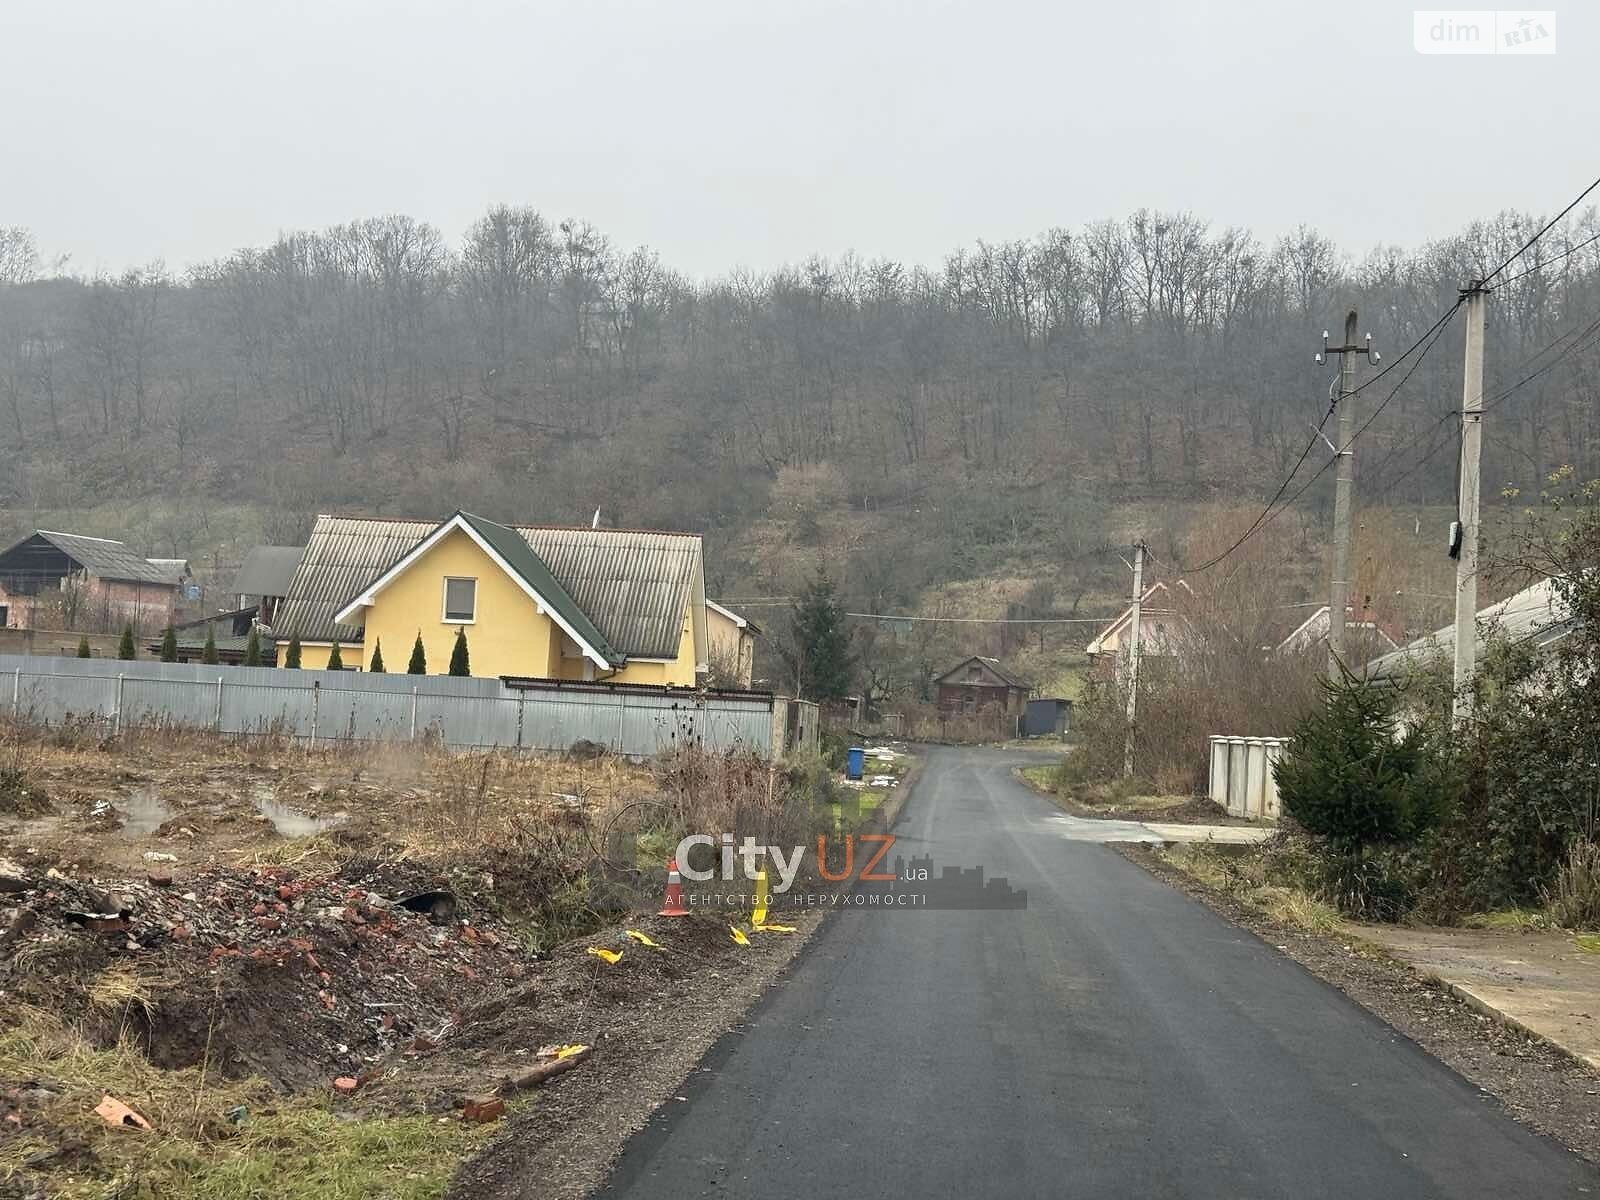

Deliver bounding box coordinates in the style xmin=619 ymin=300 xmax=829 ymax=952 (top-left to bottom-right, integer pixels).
xmin=1123 ymin=540 xmax=1145 ymax=779
xmin=1316 ymin=311 xmax=1379 ymax=678
xmin=1452 ymin=282 xmax=1489 ymax=721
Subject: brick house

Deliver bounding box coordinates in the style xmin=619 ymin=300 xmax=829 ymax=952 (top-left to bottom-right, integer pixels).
xmin=0 ymin=530 xmax=183 ymax=633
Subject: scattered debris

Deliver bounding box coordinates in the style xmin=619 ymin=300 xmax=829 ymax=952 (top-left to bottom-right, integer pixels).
xmin=93 ymin=1095 xmax=152 ymax=1132
xmin=461 ymin=1094 xmax=506 ymax=1123
xmin=729 ymin=926 xmax=750 ymax=946
xmin=499 ymin=1044 xmax=593 ymax=1093
xmin=397 ymin=890 xmax=457 ymax=923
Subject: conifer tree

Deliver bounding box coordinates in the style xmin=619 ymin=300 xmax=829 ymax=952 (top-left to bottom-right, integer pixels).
xmin=369 ymin=638 xmax=385 ymax=673
xmin=201 ymin=626 xmax=218 ymax=665
xmin=327 ymin=640 xmax=344 ymax=671
xmin=407 ymin=632 xmax=427 ymax=675
xmin=116 ymin=624 xmax=136 ymax=660
xmin=284 ymin=632 xmax=302 ymax=669
xmin=76 ymin=634 xmax=92 ymax=658
xmin=159 ymin=625 xmax=178 ymax=662
xmin=448 ymin=627 xmax=471 ymax=677
xmin=243 ymin=627 xmax=262 ymax=667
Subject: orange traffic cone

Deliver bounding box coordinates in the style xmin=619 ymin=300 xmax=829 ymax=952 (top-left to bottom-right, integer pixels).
xmin=658 ymin=858 xmax=689 ymax=917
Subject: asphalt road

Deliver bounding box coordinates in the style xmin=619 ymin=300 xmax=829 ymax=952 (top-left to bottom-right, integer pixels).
xmin=599 ymin=745 xmax=1598 ymax=1199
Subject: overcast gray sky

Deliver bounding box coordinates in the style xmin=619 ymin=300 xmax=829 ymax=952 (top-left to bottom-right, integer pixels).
xmin=2 ymin=0 xmax=1593 ymax=277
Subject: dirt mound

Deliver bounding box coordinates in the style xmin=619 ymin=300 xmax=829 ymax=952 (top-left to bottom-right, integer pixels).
xmin=3 ymin=859 xmax=536 ymax=1092
xmin=0 ymin=769 xmax=51 ymax=817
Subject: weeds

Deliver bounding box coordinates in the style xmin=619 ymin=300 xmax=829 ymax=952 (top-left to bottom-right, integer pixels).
xmin=0 ymin=1007 xmax=497 ymax=1200
xmin=1544 ymin=840 xmax=1600 ymax=930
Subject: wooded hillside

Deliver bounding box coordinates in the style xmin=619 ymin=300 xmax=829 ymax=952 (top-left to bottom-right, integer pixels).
xmin=2 ymin=208 xmax=1597 ymax=689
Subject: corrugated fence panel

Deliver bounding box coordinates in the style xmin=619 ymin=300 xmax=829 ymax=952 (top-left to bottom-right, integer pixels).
xmin=122 ymin=674 xmax=214 ymax=728
xmin=0 ymin=655 xmax=787 ymax=760
xmin=221 ymin=679 xmax=316 ymax=737
xmin=15 ymin=669 xmax=114 ymax=723
xmin=416 ymin=692 xmax=521 ymax=749
xmin=316 ymin=684 xmax=415 ymax=744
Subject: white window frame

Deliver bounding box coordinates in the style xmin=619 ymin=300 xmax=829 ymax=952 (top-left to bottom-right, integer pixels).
xmin=442 ymin=576 xmax=478 ymax=624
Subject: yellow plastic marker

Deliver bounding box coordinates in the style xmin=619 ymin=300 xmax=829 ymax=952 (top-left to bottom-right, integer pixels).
xmin=752 ymin=867 xmax=770 ymax=927
xmin=753 ymin=923 xmax=798 ymax=934
xmin=586 ymin=946 xmax=623 ymax=965
xmin=554 ymin=1043 xmax=588 ymax=1060
xmin=625 ymin=929 xmax=663 ymax=949
xmin=729 ymin=925 xmax=751 ymax=946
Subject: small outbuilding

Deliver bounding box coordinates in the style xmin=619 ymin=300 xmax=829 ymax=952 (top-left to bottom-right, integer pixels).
xmin=1023 ymin=697 xmax=1073 ymax=738
xmin=934 ymin=655 xmax=1030 ymax=718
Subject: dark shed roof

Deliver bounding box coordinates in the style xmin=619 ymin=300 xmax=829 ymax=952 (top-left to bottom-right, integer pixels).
xmin=0 ymin=530 xmax=178 ymax=587
xmin=231 ymin=545 xmax=304 ymax=598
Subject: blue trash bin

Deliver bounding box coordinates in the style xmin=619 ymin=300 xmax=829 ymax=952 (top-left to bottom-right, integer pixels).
xmin=846 ymin=746 xmax=865 ymax=781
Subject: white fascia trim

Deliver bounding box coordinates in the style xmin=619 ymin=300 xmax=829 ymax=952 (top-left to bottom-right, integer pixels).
xmin=332 ymin=513 xmax=612 ymax=671
xmin=706 ymin=599 xmax=747 ymax=629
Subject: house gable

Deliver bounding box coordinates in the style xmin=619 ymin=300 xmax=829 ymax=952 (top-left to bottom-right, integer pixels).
xmin=934 ymin=656 xmax=1027 ymax=692
xmin=333 ymin=513 xmax=619 ymax=673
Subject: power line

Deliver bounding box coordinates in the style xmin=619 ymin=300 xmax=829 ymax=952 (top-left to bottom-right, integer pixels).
xmin=1365 ymin=308 xmax=1600 ymax=502
xmin=1483 ymin=172 xmax=1600 ymax=284
xmin=1494 ymin=227 xmax=1600 ymax=288
xmin=1175 ymin=298 xmax=1465 ymax=575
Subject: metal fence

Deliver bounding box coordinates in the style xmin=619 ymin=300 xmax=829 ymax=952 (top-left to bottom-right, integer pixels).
xmin=0 ymin=654 xmax=804 ymax=760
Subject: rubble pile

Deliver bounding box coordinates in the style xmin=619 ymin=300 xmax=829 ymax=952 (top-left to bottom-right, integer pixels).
xmin=1 ymin=855 xmax=537 ymax=1091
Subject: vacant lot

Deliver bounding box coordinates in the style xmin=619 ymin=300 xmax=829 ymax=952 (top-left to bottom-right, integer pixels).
xmin=0 ymin=724 xmax=828 ymax=1198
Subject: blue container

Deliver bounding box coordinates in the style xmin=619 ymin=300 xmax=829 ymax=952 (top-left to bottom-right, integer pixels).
xmin=845 ymin=746 xmax=865 ymax=781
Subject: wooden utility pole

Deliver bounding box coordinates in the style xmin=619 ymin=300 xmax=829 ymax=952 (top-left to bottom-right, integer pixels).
xmin=1452 ymin=282 xmax=1489 ymax=720
xmin=1316 ymin=311 xmax=1379 ymax=677
xmin=1123 ymin=541 xmax=1145 ymax=779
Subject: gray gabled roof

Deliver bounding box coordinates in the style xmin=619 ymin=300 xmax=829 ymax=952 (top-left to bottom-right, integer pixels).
xmin=231 ymin=545 xmax=305 ymax=598
xmin=22 ymin=530 xmax=178 ymax=586
xmin=935 ymin=655 xmax=1031 ymax=690
xmin=1366 ymin=577 xmax=1576 ymax=683
xmin=455 ymin=513 xmax=621 ymax=667
xmin=268 ymin=514 xmax=703 ymax=660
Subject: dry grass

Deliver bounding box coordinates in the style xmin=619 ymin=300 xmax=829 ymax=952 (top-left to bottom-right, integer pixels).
xmin=0 ymin=1006 xmax=501 ymax=1200
xmin=1158 ymin=844 xmax=1345 ymax=935
xmin=86 ymin=965 xmax=160 ymax=1018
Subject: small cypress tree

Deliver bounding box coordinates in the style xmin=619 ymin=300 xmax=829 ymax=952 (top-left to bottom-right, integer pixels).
xmin=407 ymin=632 xmax=427 ymax=675
xmin=159 ymin=625 xmax=178 ymax=662
xmin=243 ymin=627 xmax=262 ymax=667
xmin=76 ymin=634 xmax=92 ymax=658
xmin=201 ymin=626 xmax=219 ymax=665
xmin=116 ymin=624 xmax=136 ymax=660
xmin=327 ymin=640 xmax=344 ymax=671
xmin=448 ymin=627 xmax=470 ymax=677
xmin=369 ymin=638 xmax=385 ymax=673
xmin=284 ymin=632 xmax=302 ymax=669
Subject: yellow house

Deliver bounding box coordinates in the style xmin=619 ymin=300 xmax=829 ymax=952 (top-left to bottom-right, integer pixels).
xmin=267 ymin=512 xmax=707 ymax=684
xmin=705 ymin=599 xmax=760 ymax=687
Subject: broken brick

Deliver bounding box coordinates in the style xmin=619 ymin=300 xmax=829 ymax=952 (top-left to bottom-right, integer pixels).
xmin=462 ymin=1095 xmax=505 ymax=1123
xmin=332 ymin=1077 xmax=358 ymax=1095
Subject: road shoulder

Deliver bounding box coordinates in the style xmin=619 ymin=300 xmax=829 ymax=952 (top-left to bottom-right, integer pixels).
xmin=1119 ymin=843 xmax=1600 ymax=1166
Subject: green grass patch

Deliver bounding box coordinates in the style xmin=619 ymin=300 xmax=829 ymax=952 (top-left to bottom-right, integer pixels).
xmin=1461 ymin=908 xmax=1552 ymax=932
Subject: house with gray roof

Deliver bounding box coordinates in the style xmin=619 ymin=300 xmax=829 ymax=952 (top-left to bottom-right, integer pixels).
xmin=1365 ymin=577 xmax=1576 ymax=686
xmin=0 ymin=530 xmax=185 ymax=633
xmin=265 ymin=512 xmax=708 ymax=682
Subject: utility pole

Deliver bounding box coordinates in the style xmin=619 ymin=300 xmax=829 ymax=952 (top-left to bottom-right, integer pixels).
xmin=1452 ymin=281 xmax=1489 ymax=721
xmin=1123 ymin=540 xmax=1145 ymax=779
xmin=1316 ymin=311 xmax=1379 ymax=678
